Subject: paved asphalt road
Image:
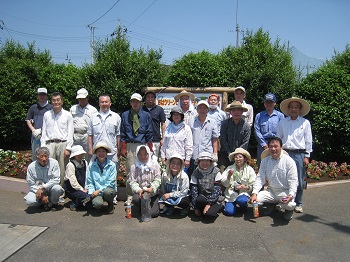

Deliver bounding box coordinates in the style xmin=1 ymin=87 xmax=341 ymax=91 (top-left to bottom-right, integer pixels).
xmin=0 ymin=181 xmax=349 ymax=262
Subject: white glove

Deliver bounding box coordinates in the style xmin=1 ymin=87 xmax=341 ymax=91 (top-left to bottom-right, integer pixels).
xmin=212 ymin=153 xmax=218 ymax=163
xmin=32 ymin=128 xmax=41 ymax=139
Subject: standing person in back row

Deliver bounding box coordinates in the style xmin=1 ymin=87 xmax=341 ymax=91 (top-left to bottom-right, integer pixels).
xmin=174 ymin=90 xmax=198 ymax=125
xmin=142 ymin=90 xmax=166 ymax=160
xmin=277 ymin=97 xmax=313 ymax=214
xmin=70 ymin=88 xmax=98 ymax=162
xmin=26 ymin=87 xmax=53 ymax=161
xmin=233 ymin=86 xmax=254 ymax=127
xmin=41 ymin=92 xmax=74 ymax=186
xmin=254 ymin=93 xmax=284 ymax=166
xmin=219 ymin=101 xmax=251 ymax=172
xmin=120 ymin=93 xmax=153 ymax=174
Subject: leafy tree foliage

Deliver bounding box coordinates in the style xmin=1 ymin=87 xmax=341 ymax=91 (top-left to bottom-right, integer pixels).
xmin=82 ymin=35 xmax=166 ymax=113
xmin=220 ymin=28 xmax=298 ymax=111
xmin=295 ymin=45 xmax=350 ymax=162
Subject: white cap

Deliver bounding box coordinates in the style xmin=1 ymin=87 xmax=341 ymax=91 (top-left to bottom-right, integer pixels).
xmin=37 ymin=88 xmax=47 ymax=94
xmin=70 ymin=145 xmax=86 ymax=158
xmin=235 ymin=86 xmax=246 ymax=93
xmin=196 ymin=100 xmax=209 ymax=108
xmin=130 ymin=93 xmax=142 ymax=101
xmin=76 ymin=88 xmax=89 ymax=99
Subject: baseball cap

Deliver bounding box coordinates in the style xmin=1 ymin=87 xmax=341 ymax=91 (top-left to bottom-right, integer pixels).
xmin=264 ymin=93 xmax=276 ymax=102
xmin=37 ymin=88 xmax=47 ymax=94
xmin=235 ymin=86 xmax=246 ymax=93
xmin=130 ymin=93 xmax=142 ymax=101
xmin=76 ymin=88 xmax=89 ymax=99
xmin=196 ymin=100 xmax=209 ymax=108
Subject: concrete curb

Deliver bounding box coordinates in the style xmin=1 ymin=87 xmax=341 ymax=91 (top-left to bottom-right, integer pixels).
xmin=307 ymin=179 xmax=350 ymax=189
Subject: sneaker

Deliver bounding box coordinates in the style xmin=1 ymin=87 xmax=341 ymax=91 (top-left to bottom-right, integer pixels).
xmin=113 ymin=195 xmax=118 ymax=205
xmin=82 ymin=196 xmax=91 ymax=206
xmin=43 ymin=202 xmax=52 ymax=211
xmin=180 ymin=206 xmax=190 ymax=216
xmin=58 ymin=197 xmax=65 ymax=204
xmin=283 ymin=210 xmax=293 ymax=221
xmin=165 ymin=207 xmax=175 ymax=216
xmin=70 ymin=202 xmax=77 ymax=211
xmin=160 ymin=206 xmax=168 ymax=214
xmin=294 ymin=206 xmax=303 ymax=213
xmin=107 ymin=203 xmax=114 ymax=214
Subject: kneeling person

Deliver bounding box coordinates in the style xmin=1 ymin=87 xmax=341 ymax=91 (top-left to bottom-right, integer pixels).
xmin=64 ymin=145 xmax=89 ymax=211
xmin=24 ymin=147 xmax=64 ymax=211
xmin=250 ymin=137 xmax=298 ymax=221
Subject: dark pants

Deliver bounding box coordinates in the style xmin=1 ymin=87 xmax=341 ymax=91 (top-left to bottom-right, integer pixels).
xmin=132 ymin=194 xmax=160 ymax=218
xmin=195 ymin=195 xmax=222 ymax=218
xmin=65 ymin=189 xmax=90 ymax=207
xmin=164 ymin=196 xmax=190 ymax=209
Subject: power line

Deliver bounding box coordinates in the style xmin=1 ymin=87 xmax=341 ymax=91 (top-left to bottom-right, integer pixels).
xmin=127 ymin=0 xmax=158 ymax=28
xmin=87 ymin=0 xmax=121 ymax=26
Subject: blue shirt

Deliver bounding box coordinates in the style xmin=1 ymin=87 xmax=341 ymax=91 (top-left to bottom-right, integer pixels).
xmin=87 ymin=159 xmax=117 ymax=195
xmin=120 ymin=109 xmax=153 ymax=143
xmin=254 ymin=109 xmax=285 ymax=147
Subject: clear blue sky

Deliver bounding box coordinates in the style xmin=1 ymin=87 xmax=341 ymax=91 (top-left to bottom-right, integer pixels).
xmin=1 ymin=0 xmax=349 ymax=66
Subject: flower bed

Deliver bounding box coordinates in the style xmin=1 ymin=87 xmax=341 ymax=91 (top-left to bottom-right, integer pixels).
xmin=1 ymin=149 xmax=349 ymax=184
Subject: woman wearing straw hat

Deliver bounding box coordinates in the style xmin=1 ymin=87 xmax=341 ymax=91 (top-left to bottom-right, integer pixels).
xmin=221 ymin=148 xmax=256 ymax=216
xmin=277 ymin=97 xmax=313 ymax=214
xmin=159 ymin=153 xmax=190 ymax=216
xmin=86 ymin=141 xmax=117 ymax=214
xmin=174 ymin=90 xmax=198 ymax=125
xmin=64 ymin=145 xmax=89 ymax=211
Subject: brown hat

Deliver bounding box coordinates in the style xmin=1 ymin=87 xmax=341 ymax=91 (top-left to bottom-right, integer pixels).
xmin=228 ymin=148 xmax=251 ymax=162
xmin=225 ymin=100 xmax=248 ymax=112
xmin=280 ymin=97 xmax=310 ymax=116
xmin=92 ymin=141 xmax=111 ymax=154
xmin=174 ymin=90 xmax=195 ymax=102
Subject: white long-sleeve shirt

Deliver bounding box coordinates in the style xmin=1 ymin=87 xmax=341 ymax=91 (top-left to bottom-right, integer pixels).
xmin=41 ymin=109 xmax=74 ymax=150
xmin=277 ymin=116 xmax=313 ymax=157
xmin=252 ymin=153 xmax=298 ymax=198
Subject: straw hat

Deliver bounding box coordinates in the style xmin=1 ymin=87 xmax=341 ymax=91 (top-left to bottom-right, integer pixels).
xmin=92 ymin=141 xmax=111 ymax=154
xmin=261 ymin=148 xmax=289 ymax=160
xmin=174 ymin=90 xmax=195 ymax=102
xmin=225 ymin=100 xmax=248 ymax=112
xmin=70 ymin=145 xmax=86 ymax=158
xmin=280 ymin=97 xmax=310 ymax=116
xmin=228 ymin=148 xmax=251 ymax=162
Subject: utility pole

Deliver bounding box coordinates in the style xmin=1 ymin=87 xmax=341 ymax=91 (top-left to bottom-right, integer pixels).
xmin=235 ymin=0 xmax=240 ymax=48
xmin=87 ymin=25 xmax=97 ymax=64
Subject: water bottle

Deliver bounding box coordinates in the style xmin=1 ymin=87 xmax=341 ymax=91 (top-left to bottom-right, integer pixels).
xmin=140 ymin=192 xmax=152 ymax=222
xmin=253 ymin=201 xmax=259 ymax=218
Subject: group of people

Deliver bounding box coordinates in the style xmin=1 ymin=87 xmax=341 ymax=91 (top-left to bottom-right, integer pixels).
xmin=24 ymin=86 xmax=313 ymax=222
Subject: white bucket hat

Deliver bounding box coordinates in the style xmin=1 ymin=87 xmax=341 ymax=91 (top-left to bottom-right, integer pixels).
xmin=70 ymin=145 xmax=86 ymax=158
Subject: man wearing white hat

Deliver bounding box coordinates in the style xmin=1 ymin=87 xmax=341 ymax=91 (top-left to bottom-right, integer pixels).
xmin=70 ymin=88 xmax=98 ymax=162
xmin=26 ymin=87 xmax=53 ymax=160
xmin=188 ymin=100 xmax=219 ymax=177
xmin=233 ymin=86 xmax=254 ymax=127
xmin=277 ymin=97 xmax=313 ymax=213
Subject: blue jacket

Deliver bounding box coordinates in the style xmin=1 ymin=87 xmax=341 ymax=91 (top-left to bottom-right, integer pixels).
xmin=120 ymin=109 xmax=153 ymax=143
xmin=87 ymin=159 xmax=117 ymax=195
